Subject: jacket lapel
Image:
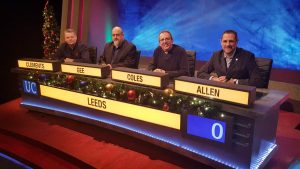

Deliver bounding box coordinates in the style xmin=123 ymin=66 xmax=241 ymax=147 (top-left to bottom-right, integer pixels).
xmin=226 ymin=48 xmax=240 ymax=76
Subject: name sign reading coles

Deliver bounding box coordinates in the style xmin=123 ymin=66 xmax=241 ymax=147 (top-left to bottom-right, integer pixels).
xmin=111 ymin=67 xmax=169 ymax=88
xmin=61 ymin=62 xmax=110 ymax=78
xmin=175 ymin=76 xmax=256 ymax=106
xmin=39 ymin=85 xmax=180 ymax=129
xmin=18 ymin=59 xmax=60 ymax=71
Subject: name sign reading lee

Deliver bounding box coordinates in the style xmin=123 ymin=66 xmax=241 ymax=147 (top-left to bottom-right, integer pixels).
xmin=61 ymin=62 xmax=110 ymax=78
xmin=18 ymin=58 xmax=60 ymax=71
xmin=175 ymin=76 xmax=256 ymax=106
xmin=39 ymin=85 xmax=180 ymax=129
xmin=111 ymin=67 xmax=169 ymax=88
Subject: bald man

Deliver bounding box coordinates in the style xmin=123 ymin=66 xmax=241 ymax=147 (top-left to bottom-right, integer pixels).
xmin=99 ymin=26 xmax=138 ymax=69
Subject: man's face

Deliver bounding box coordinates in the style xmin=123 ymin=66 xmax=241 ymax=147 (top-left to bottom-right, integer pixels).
xmin=112 ymin=28 xmax=124 ymax=47
xmin=221 ymin=33 xmax=237 ymax=55
xmin=159 ymin=32 xmax=173 ymax=52
xmin=64 ymin=32 xmax=77 ymax=45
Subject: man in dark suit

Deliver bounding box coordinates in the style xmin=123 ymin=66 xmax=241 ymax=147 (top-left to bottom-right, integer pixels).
xmin=99 ymin=26 xmax=138 ymax=69
xmin=198 ymin=30 xmax=263 ymax=87
xmin=54 ymin=28 xmax=90 ymax=63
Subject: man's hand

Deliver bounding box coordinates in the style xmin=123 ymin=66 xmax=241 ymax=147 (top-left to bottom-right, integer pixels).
xmin=226 ymin=78 xmax=237 ymax=84
xmin=211 ymin=76 xmax=227 ymax=82
xmin=100 ymin=63 xmax=112 ymax=69
xmin=153 ymin=69 xmax=166 ymax=73
xmin=64 ymin=58 xmax=74 ymax=62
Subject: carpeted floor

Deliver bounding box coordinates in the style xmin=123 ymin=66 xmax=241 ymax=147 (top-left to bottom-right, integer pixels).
xmin=0 ymin=98 xmax=299 ymax=169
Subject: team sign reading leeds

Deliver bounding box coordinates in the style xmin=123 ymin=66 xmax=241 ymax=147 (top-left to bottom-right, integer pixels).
xmin=112 ymin=70 xmax=162 ymax=87
xmin=18 ymin=60 xmax=55 ymax=71
xmin=61 ymin=64 xmax=102 ymax=77
xmin=175 ymin=80 xmax=250 ymax=105
xmin=39 ymin=85 xmax=180 ymax=129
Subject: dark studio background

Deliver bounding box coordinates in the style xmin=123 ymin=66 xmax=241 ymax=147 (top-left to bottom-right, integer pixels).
xmin=0 ymin=1 xmax=61 ymax=104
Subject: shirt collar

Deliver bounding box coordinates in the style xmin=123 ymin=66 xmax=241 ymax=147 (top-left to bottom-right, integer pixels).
xmin=224 ymin=48 xmax=236 ymax=59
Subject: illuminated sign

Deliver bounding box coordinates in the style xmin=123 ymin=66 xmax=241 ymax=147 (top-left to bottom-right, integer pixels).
xmin=187 ymin=115 xmax=226 ymax=143
xmin=22 ymin=80 xmax=38 ymax=95
xmin=175 ymin=76 xmax=256 ymax=106
xmin=112 ymin=67 xmax=169 ymax=88
xmin=18 ymin=59 xmax=60 ymax=71
xmin=61 ymin=63 xmax=109 ymax=78
xmin=39 ymin=85 xmax=180 ymax=129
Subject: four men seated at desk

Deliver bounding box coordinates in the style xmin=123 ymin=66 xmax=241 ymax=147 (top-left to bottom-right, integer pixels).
xmin=53 ymin=28 xmax=263 ymax=88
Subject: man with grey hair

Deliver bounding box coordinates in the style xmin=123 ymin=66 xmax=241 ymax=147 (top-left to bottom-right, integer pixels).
xmin=99 ymin=26 xmax=138 ymax=69
xmin=54 ymin=28 xmax=90 ymax=63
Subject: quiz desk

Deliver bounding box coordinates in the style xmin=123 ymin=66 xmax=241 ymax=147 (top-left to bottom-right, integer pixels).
xmin=13 ymin=59 xmax=288 ymax=169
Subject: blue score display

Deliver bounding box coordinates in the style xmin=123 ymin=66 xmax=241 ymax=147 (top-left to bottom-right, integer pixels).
xmin=187 ymin=114 xmax=226 ymax=143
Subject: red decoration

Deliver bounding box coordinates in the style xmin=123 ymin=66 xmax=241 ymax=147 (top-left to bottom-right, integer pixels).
xmin=66 ymin=75 xmax=75 ymax=84
xmin=127 ymin=89 xmax=136 ymax=101
xmin=162 ymin=102 xmax=170 ymax=111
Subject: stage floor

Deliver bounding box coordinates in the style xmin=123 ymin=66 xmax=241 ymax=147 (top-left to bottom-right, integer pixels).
xmin=0 ymin=98 xmax=299 ymax=169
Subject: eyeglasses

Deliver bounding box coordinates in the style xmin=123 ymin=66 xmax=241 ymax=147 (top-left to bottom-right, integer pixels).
xmin=159 ymin=37 xmax=171 ymax=42
xmin=112 ymin=33 xmax=122 ymax=37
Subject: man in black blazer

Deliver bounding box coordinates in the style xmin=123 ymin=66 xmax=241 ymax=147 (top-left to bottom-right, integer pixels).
xmin=99 ymin=26 xmax=138 ymax=69
xmin=54 ymin=28 xmax=90 ymax=63
xmin=198 ymin=30 xmax=263 ymax=87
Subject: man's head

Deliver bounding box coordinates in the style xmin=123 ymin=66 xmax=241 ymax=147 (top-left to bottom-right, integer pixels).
xmin=159 ymin=30 xmax=173 ymax=53
xmin=112 ymin=26 xmax=124 ymax=47
xmin=64 ymin=29 xmax=77 ymax=46
xmin=221 ymin=30 xmax=238 ymax=55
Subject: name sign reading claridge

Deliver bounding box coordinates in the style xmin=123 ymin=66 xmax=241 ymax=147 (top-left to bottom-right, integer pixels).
xmin=175 ymin=76 xmax=256 ymax=106
xmin=61 ymin=62 xmax=110 ymax=78
xmin=111 ymin=67 xmax=169 ymax=88
xmin=18 ymin=58 xmax=60 ymax=71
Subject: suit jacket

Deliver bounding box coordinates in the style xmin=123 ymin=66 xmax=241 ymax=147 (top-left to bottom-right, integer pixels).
xmin=54 ymin=42 xmax=90 ymax=63
xmin=198 ymin=48 xmax=263 ymax=87
xmin=99 ymin=40 xmax=138 ymax=68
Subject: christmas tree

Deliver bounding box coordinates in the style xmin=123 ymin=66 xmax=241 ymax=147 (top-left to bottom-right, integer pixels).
xmin=42 ymin=0 xmax=60 ymax=59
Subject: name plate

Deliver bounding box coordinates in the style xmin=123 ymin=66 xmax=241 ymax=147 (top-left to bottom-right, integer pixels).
xmin=40 ymin=85 xmax=180 ymax=129
xmin=174 ymin=76 xmax=256 ymax=106
xmin=18 ymin=58 xmax=60 ymax=71
xmin=61 ymin=62 xmax=110 ymax=78
xmin=111 ymin=67 xmax=169 ymax=88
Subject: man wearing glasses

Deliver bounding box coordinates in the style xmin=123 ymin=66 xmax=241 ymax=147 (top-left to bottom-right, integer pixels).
xmin=198 ymin=30 xmax=263 ymax=87
xmin=99 ymin=26 xmax=138 ymax=69
xmin=148 ymin=30 xmax=189 ymax=78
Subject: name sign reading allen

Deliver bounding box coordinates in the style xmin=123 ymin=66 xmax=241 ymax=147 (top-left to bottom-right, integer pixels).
xmin=61 ymin=62 xmax=110 ymax=78
xmin=40 ymin=85 xmax=180 ymax=129
xmin=111 ymin=67 xmax=169 ymax=88
xmin=175 ymin=76 xmax=256 ymax=106
xmin=18 ymin=58 xmax=60 ymax=71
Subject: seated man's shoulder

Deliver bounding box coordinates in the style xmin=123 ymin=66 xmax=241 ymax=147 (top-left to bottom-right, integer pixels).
xmin=212 ymin=50 xmax=223 ymax=57
xmin=123 ymin=40 xmax=133 ymax=46
xmin=173 ymin=44 xmax=185 ymax=51
xmin=238 ymin=48 xmax=254 ymax=57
